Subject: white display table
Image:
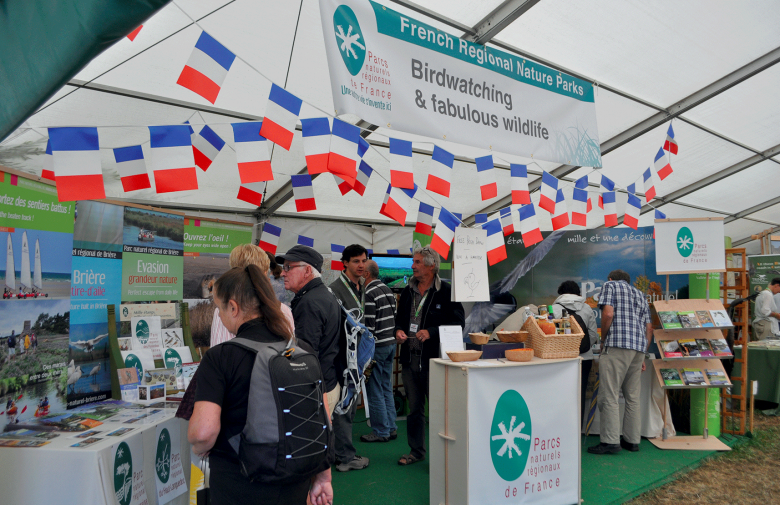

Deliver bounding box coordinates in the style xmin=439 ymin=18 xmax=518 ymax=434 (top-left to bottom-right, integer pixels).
xmin=0 ymin=409 xmax=190 ymax=505
xmin=430 ymin=357 xmax=581 ymax=505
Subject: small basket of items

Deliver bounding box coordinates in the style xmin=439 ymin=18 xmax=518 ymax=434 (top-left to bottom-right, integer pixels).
xmin=522 ymin=308 xmax=585 ymax=359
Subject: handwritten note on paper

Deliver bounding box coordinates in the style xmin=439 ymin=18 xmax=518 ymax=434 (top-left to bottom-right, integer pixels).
xmin=452 ymin=227 xmax=490 ymax=302
xmin=439 ymin=325 xmax=465 ymax=360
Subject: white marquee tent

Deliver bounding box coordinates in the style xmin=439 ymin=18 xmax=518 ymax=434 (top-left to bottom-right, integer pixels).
xmin=1 ymin=0 xmax=779 ymax=253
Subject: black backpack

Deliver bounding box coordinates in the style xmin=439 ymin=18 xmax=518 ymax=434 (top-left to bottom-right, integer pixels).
xmin=7 ymin=333 xmax=15 ymax=347
xmin=556 ymin=305 xmax=592 ymax=355
xmin=225 ymin=337 xmax=334 ymax=484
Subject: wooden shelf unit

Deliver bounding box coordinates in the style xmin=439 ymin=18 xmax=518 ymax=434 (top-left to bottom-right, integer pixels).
xmin=721 ymin=248 xmax=749 ymax=436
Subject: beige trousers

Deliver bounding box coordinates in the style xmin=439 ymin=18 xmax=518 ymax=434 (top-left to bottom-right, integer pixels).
xmin=753 ymin=319 xmax=774 ymax=341
xmin=597 ymin=346 xmax=644 ymax=445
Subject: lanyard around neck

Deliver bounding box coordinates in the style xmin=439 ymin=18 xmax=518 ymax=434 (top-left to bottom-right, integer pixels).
xmin=340 ymin=275 xmax=363 ymax=310
xmin=414 ymin=291 xmax=429 ymax=318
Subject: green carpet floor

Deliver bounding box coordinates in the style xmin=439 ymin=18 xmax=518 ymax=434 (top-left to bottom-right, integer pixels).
xmin=332 ymin=411 xmax=741 ymax=504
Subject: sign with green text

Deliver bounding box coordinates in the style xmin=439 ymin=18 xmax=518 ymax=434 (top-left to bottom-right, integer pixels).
xmin=0 ymin=173 xmax=74 ymax=233
xmin=183 ymin=219 xmax=252 ymax=254
xmin=122 ymin=251 xmax=182 ymax=301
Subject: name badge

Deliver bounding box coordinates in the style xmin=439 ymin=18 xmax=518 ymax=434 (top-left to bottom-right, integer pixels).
xmin=409 ymin=323 xmax=419 ymax=334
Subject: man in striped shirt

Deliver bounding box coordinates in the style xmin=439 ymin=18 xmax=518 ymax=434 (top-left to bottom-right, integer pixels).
xmin=360 ymin=260 xmax=398 ymax=443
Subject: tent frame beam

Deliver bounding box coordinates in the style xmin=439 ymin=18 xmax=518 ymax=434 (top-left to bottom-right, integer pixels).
xmin=465 ymin=0 xmax=542 ymax=45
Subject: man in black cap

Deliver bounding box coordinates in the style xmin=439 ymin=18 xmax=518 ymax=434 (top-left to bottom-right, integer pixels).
xmin=276 ymin=245 xmax=341 ymax=412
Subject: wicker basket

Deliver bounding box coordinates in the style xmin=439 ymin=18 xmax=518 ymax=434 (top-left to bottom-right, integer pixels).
xmin=522 ymin=316 xmax=585 ymax=359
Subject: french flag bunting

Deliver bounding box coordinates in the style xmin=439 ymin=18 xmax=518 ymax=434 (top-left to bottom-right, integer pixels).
xmin=475 ymin=213 xmax=488 ymax=226
xmin=297 ymin=234 xmax=314 ymax=248
xmin=654 ymin=148 xmax=673 ymax=180
xmin=453 ymin=213 xmax=463 ymax=227
xmin=301 ymin=118 xmax=331 ymax=174
xmin=191 ymin=125 xmax=225 ymax=171
xmin=499 ymin=206 xmax=514 ymax=236
xmin=334 ymin=175 xmax=353 ymax=196
xmin=598 ymin=174 xmax=615 ymax=209
xmin=663 ymin=123 xmax=678 ymax=155
xmin=328 ymin=118 xmax=360 ymax=186
xmin=113 ymin=145 xmax=151 ymax=192
xmin=231 ymin=122 xmax=273 ymax=184
xmin=379 ymin=183 xmax=417 ymax=226
xmin=389 ymin=138 xmax=414 ymax=189
xmin=655 ymin=209 xmax=667 ymax=219
xmin=353 ymin=159 xmax=373 ymax=196
xmin=177 ymin=31 xmax=235 ymax=104
xmin=539 ymin=171 xmax=558 ymax=213
xmin=379 ymin=185 xmax=391 ymax=217
xmin=427 ymin=145 xmax=453 ymax=197
xmin=237 ymin=182 xmax=266 ymax=207
xmin=602 ymin=191 xmax=617 ymax=227
xmin=260 ymin=83 xmax=302 ymax=151
xmin=42 ymin=139 xmax=55 ymax=181
xmin=518 ymin=204 xmax=543 ymax=247
xmin=387 ymin=249 xmax=401 ymax=255
xmin=291 ymin=174 xmax=316 ymax=212
xmin=575 ymin=175 xmax=593 ymax=213
xmin=624 ymin=193 xmax=641 ymax=230
xmin=149 ymin=125 xmax=198 ymax=193
xmin=258 ymin=223 xmax=282 ymax=254
xmin=551 ymin=189 xmax=569 ymax=231
xmin=510 ymin=164 xmax=530 ymax=205
xmin=48 ymin=127 xmax=105 ymax=202
xmin=571 ymin=185 xmax=589 ymax=227
xmin=127 ymin=25 xmax=143 ymax=41
xmin=415 ymin=202 xmax=434 ymax=236
xmin=484 ymin=219 xmax=507 ymax=265
xmin=430 ymin=207 xmax=459 ymax=260
xmin=331 ymin=244 xmax=345 ymax=271
xmin=643 ymin=168 xmax=657 ymax=200
xmin=475 ymin=155 xmax=497 ymax=200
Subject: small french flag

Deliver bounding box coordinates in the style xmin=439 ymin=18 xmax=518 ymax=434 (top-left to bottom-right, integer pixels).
xmin=191 ymin=125 xmax=225 ymax=171
xmin=353 ymin=158 xmax=373 ymax=196
xmin=500 ymin=206 xmax=514 ymax=236
xmin=334 ymin=138 xmax=371 ymax=195
xmin=127 ymin=25 xmax=143 ymax=41
xmin=653 ymin=208 xmax=667 ymax=239
xmin=298 ymin=235 xmax=314 ymax=247
xmin=551 ymin=189 xmax=569 ymax=231
xmin=48 ymin=127 xmax=105 ymax=202
xmin=258 ymin=223 xmax=282 ymax=254
xmin=231 ymin=122 xmax=272 ymax=184
xmin=511 ymin=164 xmax=530 ymax=205
xmin=260 ymin=84 xmax=302 ymax=151
xmin=148 ymin=125 xmax=198 ymax=193
xmin=389 ymin=138 xmax=414 ymax=189
xmin=539 ymin=171 xmax=558 ymax=213
xmin=627 ymin=181 xmax=637 ymax=195
xmin=177 ymin=31 xmax=236 ymax=104
xmin=415 ymin=202 xmax=434 ymax=236
xmin=331 ymin=244 xmax=345 ymax=271
xmin=518 ymin=204 xmax=543 ymax=247
xmin=42 ymin=139 xmax=55 ymax=181
xmin=475 ymin=155 xmax=497 ymax=200
xmin=602 ymin=191 xmax=617 ymax=227
xmin=484 ymin=219 xmax=507 ymax=265
xmin=624 ymin=193 xmax=641 ymax=230
xmin=643 ymin=168 xmax=657 ymax=201
xmin=598 ymin=174 xmax=615 ymax=209
xmin=291 ymin=174 xmax=316 ymax=212
xmin=571 ymin=179 xmax=589 ymax=227
xmin=654 ymin=148 xmax=673 ymax=180
xmin=474 ymin=213 xmax=488 ymax=226
xmin=387 ymin=249 xmax=401 ymax=255
xmin=379 ymin=183 xmax=418 ymax=226
xmin=329 ymin=118 xmax=360 ymax=186
xmin=663 ymin=123 xmax=678 ymax=155
xmin=427 ymin=146 xmax=453 ymax=197
xmin=301 ymin=118 xmax=331 ymax=174
xmin=430 ymin=207 xmax=460 ymax=260
xmin=113 ymin=145 xmax=151 ymax=192
xmin=237 ymin=182 xmax=266 ymax=207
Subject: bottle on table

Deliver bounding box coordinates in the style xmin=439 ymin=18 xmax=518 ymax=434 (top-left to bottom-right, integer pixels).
xmin=561 ymin=309 xmax=572 ymax=335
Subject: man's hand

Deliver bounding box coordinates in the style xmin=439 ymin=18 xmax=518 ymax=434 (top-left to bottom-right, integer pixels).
xmin=642 ymin=362 xmax=646 ymax=372
xmin=416 ymin=329 xmax=430 ymax=342
xmin=395 ymin=329 xmax=408 ymax=343
xmin=308 ymin=469 xmax=333 ymax=505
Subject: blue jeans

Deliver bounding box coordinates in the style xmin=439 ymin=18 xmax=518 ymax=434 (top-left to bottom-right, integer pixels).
xmin=366 ymin=344 xmax=397 ymax=437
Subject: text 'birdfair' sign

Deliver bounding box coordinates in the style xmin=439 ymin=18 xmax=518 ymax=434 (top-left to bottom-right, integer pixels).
xmin=468 ymin=361 xmax=580 ymax=504
xmin=319 ymin=0 xmax=600 ymax=166
xmin=655 ymin=218 xmax=726 ymax=275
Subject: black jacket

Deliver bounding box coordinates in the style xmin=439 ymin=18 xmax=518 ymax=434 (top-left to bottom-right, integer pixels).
xmin=290 ymin=278 xmax=341 ymax=391
xmin=395 ymin=279 xmax=465 ymax=368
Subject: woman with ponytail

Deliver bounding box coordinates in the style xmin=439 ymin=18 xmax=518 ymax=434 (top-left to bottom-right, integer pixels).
xmin=188 ymin=265 xmax=333 ymax=505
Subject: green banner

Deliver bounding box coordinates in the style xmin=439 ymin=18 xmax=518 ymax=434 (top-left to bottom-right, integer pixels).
xmin=0 ymin=174 xmax=74 ymax=233
xmin=183 ymin=219 xmax=252 ymax=254
xmin=121 ymin=251 xmax=183 ymax=301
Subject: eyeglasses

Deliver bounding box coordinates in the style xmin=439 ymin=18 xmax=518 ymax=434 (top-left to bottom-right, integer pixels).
xmin=282 ymin=263 xmax=306 ymax=272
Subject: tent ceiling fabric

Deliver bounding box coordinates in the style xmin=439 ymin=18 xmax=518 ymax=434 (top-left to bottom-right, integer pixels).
xmin=1 ymin=0 xmax=779 ymax=251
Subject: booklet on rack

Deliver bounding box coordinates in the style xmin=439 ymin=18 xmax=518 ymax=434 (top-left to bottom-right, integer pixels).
xmin=705 ymin=369 xmax=729 ymax=385
xmin=695 ymin=310 xmax=715 ymax=327
xmin=710 ymin=338 xmax=732 ymax=356
xmin=682 ymin=368 xmax=707 ymax=386
xmin=678 ymin=339 xmax=701 ymax=357
xmin=696 ymin=339 xmax=715 ymax=357
xmin=710 ymin=310 xmax=732 ymax=327
xmin=659 ymin=311 xmax=683 ymax=329
xmin=678 ymin=311 xmax=702 ymax=328
xmin=659 ymin=340 xmax=682 ymax=358
xmin=661 ymin=368 xmax=685 ymax=386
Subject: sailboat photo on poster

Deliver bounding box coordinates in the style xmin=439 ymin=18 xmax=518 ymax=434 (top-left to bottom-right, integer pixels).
xmin=1 ymin=228 xmax=72 ymax=300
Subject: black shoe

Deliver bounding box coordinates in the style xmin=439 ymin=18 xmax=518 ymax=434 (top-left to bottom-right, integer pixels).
xmin=587 ymin=443 xmax=621 ymax=455
xmin=620 ymin=438 xmax=639 ymax=452
xmin=360 ymin=433 xmax=389 ymax=443
xmin=389 ymin=430 xmax=398 ymax=440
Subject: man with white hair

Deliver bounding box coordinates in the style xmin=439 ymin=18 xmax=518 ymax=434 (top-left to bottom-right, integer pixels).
xmin=395 ymin=246 xmax=464 ymax=466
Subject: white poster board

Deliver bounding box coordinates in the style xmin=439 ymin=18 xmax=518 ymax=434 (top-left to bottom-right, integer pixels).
xmin=452 ymin=227 xmax=490 ymax=302
xmin=131 ymin=316 xmax=163 ymax=359
xmin=467 ymin=361 xmax=579 ymax=504
xmin=655 ymin=218 xmax=726 ymax=274
xmin=120 ymin=303 xmax=177 ymax=321
xmin=154 ymin=418 xmax=188 ymax=504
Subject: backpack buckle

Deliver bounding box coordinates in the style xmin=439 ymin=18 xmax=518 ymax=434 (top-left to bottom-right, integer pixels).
xmin=282 ymin=347 xmax=295 ymax=359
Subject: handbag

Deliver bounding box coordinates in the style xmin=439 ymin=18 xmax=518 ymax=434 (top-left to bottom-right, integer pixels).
xmin=196 ymin=456 xmax=210 ymax=504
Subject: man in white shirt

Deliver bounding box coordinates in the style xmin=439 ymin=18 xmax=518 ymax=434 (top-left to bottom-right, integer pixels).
xmin=754 ymin=278 xmax=780 ymax=340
